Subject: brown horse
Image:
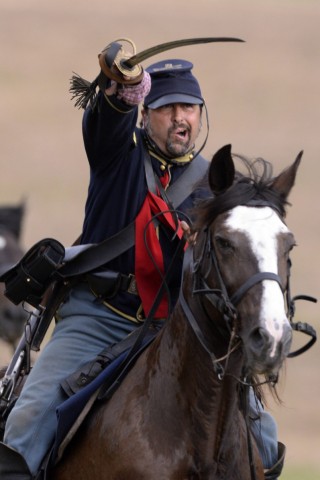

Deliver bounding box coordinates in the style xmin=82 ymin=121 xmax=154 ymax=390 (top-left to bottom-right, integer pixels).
xmin=50 ymin=145 xmax=300 ymax=480
xmin=0 ymin=204 xmax=29 ymax=352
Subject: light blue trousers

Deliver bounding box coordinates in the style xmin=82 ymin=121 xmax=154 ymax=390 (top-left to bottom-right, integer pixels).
xmin=3 ymin=284 xmax=278 ymax=475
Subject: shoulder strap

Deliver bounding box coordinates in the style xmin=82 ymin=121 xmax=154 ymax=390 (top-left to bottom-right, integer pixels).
xmin=59 ymin=153 xmax=208 ymax=278
xmin=144 ymin=150 xmax=208 ymax=206
xmin=166 ymin=154 xmax=208 ymax=207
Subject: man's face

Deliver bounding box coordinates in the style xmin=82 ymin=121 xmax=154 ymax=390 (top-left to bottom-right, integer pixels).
xmin=142 ymin=103 xmax=202 ymax=158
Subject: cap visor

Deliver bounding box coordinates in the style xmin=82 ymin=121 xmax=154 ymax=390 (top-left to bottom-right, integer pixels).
xmin=146 ymin=93 xmax=203 ymax=109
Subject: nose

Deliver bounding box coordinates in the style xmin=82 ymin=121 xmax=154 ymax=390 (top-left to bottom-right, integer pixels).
xmin=249 ymin=327 xmax=273 ymax=356
xmin=248 ymin=324 xmax=292 ymax=359
xmin=249 ymin=327 xmax=273 ymax=355
xmin=171 ymin=104 xmax=184 ymax=121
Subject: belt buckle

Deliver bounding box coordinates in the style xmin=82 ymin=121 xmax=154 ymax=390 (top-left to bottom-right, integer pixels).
xmin=127 ymin=274 xmax=138 ymax=295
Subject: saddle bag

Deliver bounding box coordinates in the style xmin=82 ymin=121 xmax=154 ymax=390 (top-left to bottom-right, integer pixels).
xmin=0 ymin=238 xmax=65 ymax=308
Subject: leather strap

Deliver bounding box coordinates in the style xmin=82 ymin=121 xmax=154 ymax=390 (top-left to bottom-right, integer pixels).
xmin=58 ymin=221 xmax=135 ymax=278
xmin=59 ymin=152 xmax=208 ymax=278
xmin=166 ymin=154 xmax=208 ymax=208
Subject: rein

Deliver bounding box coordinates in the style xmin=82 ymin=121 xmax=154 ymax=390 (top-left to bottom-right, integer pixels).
xmin=285 ymin=259 xmax=317 ymax=357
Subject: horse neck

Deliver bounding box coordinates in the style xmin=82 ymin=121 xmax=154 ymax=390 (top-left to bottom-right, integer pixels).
xmin=154 ymin=286 xmax=245 ymax=462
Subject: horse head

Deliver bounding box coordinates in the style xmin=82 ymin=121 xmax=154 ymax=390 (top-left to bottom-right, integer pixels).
xmin=190 ymin=145 xmax=301 ymax=379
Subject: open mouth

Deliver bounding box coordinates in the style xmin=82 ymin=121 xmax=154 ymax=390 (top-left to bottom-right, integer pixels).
xmin=172 ymin=127 xmax=189 ymax=141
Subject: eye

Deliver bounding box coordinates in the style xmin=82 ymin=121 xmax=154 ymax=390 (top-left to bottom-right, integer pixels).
xmin=287 ymin=245 xmax=296 ymax=258
xmin=157 ymin=104 xmax=173 ymax=113
xmin=289 ymin=241 xmax=297 ymax=252
xmin=181 ymin=103 xmax=195 ymax=111
xmin=286 ymin=234 xmax=297 ymax=255
xmin=215 ymin=235 xmax=234 ymax=252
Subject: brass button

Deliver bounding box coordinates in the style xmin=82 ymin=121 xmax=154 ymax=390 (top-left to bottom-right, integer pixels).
xmin=160 ymin=164 xmax=166 ymax=171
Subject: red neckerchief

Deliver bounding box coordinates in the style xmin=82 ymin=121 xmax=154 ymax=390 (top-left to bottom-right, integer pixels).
xmin=135 ymin=171 xmax=183 ymax=318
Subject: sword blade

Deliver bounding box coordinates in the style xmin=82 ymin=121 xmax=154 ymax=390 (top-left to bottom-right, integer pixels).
xmin=123 ymin=37 xmax=245 ymax=68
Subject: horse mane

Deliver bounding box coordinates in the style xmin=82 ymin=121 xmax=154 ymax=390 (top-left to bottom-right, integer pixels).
xmin=191 ymin=155 xmax=290 ymax=233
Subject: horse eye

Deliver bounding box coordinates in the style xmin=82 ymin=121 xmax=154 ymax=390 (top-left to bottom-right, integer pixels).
xmin=286 ymin=239 xmax=297 ymax=255
xmin=289 ymin=242 xmax=297 ymax=252
xmin=215 ymin=236 xmax=233 ymax=251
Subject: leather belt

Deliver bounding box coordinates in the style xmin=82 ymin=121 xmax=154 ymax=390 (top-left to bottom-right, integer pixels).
xmin=85 ymin=270 xmax=138 ymax=300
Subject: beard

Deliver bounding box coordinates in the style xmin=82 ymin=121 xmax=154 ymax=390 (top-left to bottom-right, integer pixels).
xmin=145 ymin=121 xmax=194 ymax=158
xmin=165 ymin=124 xmax=193 ymax=157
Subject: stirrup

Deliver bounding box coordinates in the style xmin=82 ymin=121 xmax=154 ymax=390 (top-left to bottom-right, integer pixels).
xmin=264 ymin=442 xmax=286 ymax=479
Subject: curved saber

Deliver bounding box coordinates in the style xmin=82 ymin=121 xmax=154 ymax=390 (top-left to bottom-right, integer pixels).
xmin=123 ymin=37 xmax=245 ymax=68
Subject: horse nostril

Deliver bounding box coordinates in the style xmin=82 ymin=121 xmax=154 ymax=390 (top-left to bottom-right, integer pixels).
xmin=3 ymin=308 xmax=14 ymax=320
xmin=249 ymin=327 xmax=273 ymax=352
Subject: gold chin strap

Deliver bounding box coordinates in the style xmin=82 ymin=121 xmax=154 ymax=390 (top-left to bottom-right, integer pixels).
xmin=149 ymin=149 xmax=194 ymax=167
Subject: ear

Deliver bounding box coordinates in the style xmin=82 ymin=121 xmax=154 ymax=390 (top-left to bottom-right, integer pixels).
xmin=208 ymin=144 xmax=235 ymax=194
xmin=140 ymin=107 xmax=147 ymax=128
xmin=270 ymin=151 xmax=303 ymax=201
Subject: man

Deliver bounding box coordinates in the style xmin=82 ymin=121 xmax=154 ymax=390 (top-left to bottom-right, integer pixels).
xmin=0 ymin=51 xmax=284 ymax=479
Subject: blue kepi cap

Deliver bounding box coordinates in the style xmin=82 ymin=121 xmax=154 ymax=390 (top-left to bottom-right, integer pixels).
xmin=144 ymin=59 xmax=204 ymax=109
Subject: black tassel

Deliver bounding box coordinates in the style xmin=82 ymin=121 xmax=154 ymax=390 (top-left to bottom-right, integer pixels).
xmin=69 ymin=72 xmax=99 ymax=110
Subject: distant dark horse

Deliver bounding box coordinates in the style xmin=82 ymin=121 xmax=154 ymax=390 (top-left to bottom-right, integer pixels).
xmin=50 ymin=145 xmax=300 ymax=480
xmin=0 ymin=203 xmax=29 ymax=352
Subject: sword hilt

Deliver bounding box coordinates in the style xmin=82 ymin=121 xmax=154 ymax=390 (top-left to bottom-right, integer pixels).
xmin=98 ymin=38 xmax=144 ymax=85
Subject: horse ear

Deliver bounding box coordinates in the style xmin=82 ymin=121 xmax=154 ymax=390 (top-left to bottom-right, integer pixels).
xmin=271 ymin=151 xmax=303 ymax=200
xmin=208 ymin=144 xmax=235 ymax=194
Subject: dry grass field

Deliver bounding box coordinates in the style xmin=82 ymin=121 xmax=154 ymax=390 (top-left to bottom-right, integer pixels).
xmin=0 ymin=0 xmax=319 ymax=477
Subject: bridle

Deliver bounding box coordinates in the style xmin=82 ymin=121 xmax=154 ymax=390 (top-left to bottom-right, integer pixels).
xmin=179 ymin=226 xmax=286 ymax=379
xmin=180 ymin=216 xmax=317 ymax=374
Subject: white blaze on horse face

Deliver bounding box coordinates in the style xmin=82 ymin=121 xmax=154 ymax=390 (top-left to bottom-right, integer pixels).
xmin=226 ymin=206 xmax=290 ymax=357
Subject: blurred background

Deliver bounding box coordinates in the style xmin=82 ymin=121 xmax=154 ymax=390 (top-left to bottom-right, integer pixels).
xmin=0 ymin=0 xmax=319 ymax=478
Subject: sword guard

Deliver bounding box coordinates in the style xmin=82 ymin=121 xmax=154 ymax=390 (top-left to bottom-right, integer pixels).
xmin=98 ymin=38 xmax=144 ymax=85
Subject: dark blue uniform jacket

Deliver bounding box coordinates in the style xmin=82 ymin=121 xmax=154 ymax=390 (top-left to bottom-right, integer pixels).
xmin=81 ymin=91 xmax=207 ymax=321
